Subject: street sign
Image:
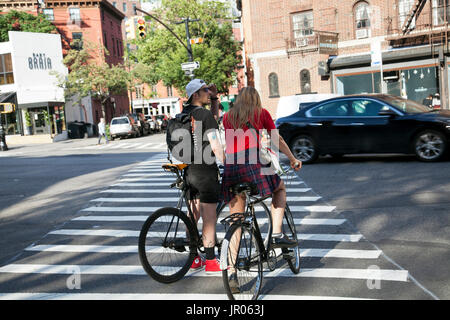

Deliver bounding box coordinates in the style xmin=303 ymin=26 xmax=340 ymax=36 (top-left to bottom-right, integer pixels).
xmin=181 ymin=61 xmax=200 ymax=71
xmin=0 ymin=103 xmax=15 ymax=114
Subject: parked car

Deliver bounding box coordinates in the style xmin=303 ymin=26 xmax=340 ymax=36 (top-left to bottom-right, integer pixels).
xmin=145 ymin=115 xmax=157 ymax=133
xmin=128 ymin=113 xmax=150 ymax=136
xmin=275 ymin=94 xmax=450 ymax=163
xmin=109 ymin=116 xmax=139 ymax=140
xmin=156 ymin=115 xmax=168 ymax=132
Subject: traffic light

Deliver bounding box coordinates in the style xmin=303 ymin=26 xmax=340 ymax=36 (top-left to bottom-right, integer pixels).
xmin=137 ymin=18 xmax=146 ymax=39
xmin=190 ymin=37 xmax=203 ymax=45
xmin=125 ymin=18 xmax=136 ymax=40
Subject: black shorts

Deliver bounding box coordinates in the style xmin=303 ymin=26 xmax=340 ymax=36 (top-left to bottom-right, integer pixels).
xmin=185 ymin=164 xmax=220 ymax=203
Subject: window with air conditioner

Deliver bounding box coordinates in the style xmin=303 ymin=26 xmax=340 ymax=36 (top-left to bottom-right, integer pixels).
xmin=355 ymin=2 xmax=371 ymax=39
xmin=292 ymin=11 xmax=313 ymax=48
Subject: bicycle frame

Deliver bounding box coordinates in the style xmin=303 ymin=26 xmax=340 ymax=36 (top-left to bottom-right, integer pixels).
xmin=221 ymin=192 xmax=273 ymax=269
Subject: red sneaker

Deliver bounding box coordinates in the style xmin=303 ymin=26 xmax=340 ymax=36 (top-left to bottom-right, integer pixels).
xmin=190 ymin=255 xmax=205 ymax=270
xmin=205 ymin=258 xmax=223 ymax=274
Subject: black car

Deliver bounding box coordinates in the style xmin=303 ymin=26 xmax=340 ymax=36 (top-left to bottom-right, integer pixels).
xmin=275 ymin=94 xmax=450 ymax=163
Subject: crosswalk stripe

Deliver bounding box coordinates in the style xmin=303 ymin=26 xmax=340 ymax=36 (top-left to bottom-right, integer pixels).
xmin=0 ymin=292 xmax=374 ymax=300
xmin=0 ymin=264 xmax=408 ymax=282
xmin=24 ymin=245 xmax=381 ymax=259
xmin=72 ymin=216 xmax=345 ymax=225
xmin=117 ymin=177 xmax=306 ymax=185
xmin=81 ymin=205 xmax=335 ymax=212
xmin=47 ymin=229 xmax=362 ymax=242
xmin=101 ymin=187 xmax=312 ymax=193
xmin=90 ymin=196 xmax=321 ymax=202
xmin=101 ymin=189 xmax=181 ymax=193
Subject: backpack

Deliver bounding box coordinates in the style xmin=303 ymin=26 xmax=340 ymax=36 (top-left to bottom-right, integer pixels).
xmin=166 ymin=107 xmax=201 ymax=163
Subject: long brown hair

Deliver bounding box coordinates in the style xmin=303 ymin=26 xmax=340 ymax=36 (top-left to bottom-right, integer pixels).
xmin=227 ymin=87 xmax=262 ymax=129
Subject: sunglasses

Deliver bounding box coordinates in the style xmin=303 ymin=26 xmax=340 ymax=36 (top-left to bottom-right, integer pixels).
xmin=199 ymin=87 xmax=210 ymax=93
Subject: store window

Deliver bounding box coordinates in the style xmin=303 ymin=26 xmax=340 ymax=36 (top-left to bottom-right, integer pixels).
xmin=400 ymin=67 xmax=439 ymax=103
xmin=336 ymin=72 xmax=381 ymax=95
xmin=268 ymin=73 xmax=279 ymax=97
xmin=432 ymin=0 xmax=450 ymax=25
xmin=0 ymin=53 xmax=14 ymax=85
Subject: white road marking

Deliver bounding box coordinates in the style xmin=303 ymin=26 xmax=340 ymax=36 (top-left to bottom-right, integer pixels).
xmin=25 ymin=245 xmax=380 ymax=258
xmin=0 ymin=264 xmax=408 ymax=282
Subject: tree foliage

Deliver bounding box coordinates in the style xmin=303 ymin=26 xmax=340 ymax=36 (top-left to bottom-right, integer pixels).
xmin=131 ymin=0 xmax=241 ymax=96
xmin=0 ymin=10 xmax=56 ymax=42
xmin=53 ymin=42 xmax=130 ymax=118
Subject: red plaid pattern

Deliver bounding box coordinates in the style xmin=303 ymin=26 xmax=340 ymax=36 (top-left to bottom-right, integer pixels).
xmin=220 ymin=161 xmax=281 ymax=204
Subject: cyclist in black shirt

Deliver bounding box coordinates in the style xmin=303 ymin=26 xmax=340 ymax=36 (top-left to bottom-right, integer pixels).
xmin=183 ymin=79 xmax=225 ymax=273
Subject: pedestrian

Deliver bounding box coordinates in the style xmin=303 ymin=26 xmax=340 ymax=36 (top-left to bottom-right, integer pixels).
xmin=422 ymin=94 xmax=433 ymax=109
xmin=182 ymin=78 xmax=226 ymax=273
xmin=221 ymin=87 xmax=302 ymax=248
xmin=432 ymin=93 xmax=441 ymax=109
xmin=97 ymin=118 xmax=109 ymax=145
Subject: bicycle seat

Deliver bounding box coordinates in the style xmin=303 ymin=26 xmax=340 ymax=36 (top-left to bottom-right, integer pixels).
xmin=230 ymin=182 xmax=259 ymax=196
xmin=162 ymin=163 xmax=188 ymax=173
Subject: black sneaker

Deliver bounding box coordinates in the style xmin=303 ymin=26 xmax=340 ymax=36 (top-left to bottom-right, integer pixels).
xmin=272 ymin=234 xmax=297 ymax=248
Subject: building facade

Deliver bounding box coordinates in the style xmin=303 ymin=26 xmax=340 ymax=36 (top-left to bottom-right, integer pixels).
xmin=0 ymin=31 xmax=67 ymax=137
xmin=238 ymin=0 xmax=450 ymax=117
xmin=0 ymin=0 xmax=130 ymax=132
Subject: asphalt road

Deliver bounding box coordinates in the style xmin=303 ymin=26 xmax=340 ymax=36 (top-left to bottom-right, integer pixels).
xmin=0 ymin=134 xmax=449 ymax=300
xmin=297 ymin=154 xmax=450 ymax=299
xmin=0 ymin=134 xmax=165 ymax=266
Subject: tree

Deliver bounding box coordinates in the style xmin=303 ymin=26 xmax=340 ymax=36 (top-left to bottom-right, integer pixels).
xmin=0 ymin=10 xmax=56 ymax=42
xmin=53 ymin=42 xmax=130 ymax=119
xmin=131 ymin=0 xmax=241 ymax=96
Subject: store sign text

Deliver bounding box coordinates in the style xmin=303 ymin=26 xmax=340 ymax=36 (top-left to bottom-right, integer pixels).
xmin=28 ymin=53 xmax=52 ymax=70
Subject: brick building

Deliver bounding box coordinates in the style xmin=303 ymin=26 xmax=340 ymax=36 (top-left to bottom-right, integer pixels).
xmin=238 ymin=0 xmax=450 ymax=117
xmin=0 ymin=0 xmax=130 ymax=126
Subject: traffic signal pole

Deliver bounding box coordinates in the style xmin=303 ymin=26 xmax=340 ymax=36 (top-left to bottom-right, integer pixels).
xmin=134 ymin=7 xmax=193 ymax=60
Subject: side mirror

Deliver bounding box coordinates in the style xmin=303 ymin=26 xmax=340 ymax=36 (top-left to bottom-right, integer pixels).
xmin=378 ymin=109 xmax=397 ymax=117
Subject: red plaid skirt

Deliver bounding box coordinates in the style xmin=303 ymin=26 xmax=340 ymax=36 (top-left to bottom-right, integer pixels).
xmin=220 ymin=152 xmax=281 ymax=204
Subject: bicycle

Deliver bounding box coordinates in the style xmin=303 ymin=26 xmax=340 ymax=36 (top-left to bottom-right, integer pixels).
xmin=138 ymin=163 xmax=228 ymax=283
xmin=219 ymin=167 xmax=301 ymax=300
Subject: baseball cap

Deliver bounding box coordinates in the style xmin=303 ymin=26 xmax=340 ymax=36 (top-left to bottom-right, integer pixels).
xmin=186 ymin=79 xmax=207 ymax=100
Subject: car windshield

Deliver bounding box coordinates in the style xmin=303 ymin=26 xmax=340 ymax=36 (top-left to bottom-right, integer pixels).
xmin=380 ymin=96 xmax=430 ymax=114
xmin=111 ymin=118 xmax=129 ymax=125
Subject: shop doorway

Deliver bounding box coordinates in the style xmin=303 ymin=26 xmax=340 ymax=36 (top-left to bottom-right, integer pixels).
xmin=29 ymin=108 xmax=50 ymax=135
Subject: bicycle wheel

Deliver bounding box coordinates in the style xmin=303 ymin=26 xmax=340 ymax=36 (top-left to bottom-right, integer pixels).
xmin=138 ymin=207 xmax=198 ymax=283
xmin=282 ymin=204 xmax=301 ymax=274
xmin=221 ymin=223 xmax=263 ymax=300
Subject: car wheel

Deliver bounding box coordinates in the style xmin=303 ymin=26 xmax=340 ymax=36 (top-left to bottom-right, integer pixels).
xmin=413 ymin=130 xmax=447 ymax=162
xmin=290 ymin=135 xmax=318 ymax=164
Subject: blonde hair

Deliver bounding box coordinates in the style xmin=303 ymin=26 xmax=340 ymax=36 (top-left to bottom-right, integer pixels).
xmin=227 ymin=87 xmax=262 ymax=129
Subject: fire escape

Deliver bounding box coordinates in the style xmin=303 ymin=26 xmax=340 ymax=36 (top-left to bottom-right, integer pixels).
xmin=392 ymin=0 xmax=449 ymax=58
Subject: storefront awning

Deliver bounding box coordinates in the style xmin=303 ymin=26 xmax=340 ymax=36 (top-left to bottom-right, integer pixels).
xmin=0 ymin=92 xmax=16 ymax=103
xmin=330 ymin=45 xmax=438 ymax=70
xmin=17 ymin=101 xmax=64 ymax=109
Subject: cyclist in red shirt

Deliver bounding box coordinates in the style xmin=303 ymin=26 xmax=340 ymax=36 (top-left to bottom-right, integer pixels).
xmin=221 ymin=87 xmax=302 ymax=247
